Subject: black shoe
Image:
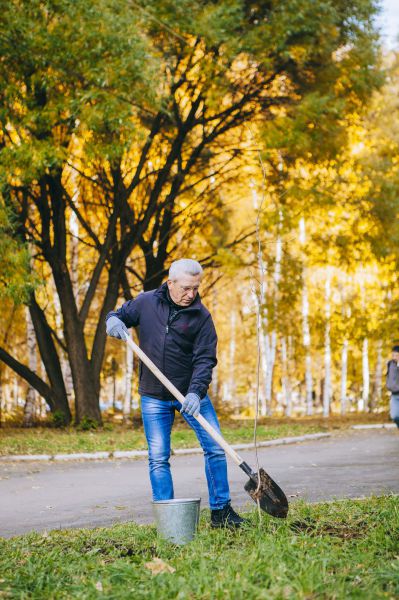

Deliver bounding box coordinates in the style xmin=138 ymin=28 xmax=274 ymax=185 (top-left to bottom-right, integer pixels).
xmin=211 ymin=502 xmax=247 ymax=529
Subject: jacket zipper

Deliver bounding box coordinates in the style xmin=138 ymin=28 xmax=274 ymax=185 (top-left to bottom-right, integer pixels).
xmin=163 ymin=308 xmax=192 ymax=391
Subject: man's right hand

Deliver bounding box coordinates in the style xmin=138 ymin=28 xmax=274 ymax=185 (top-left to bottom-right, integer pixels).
xmin=106 ymin=316 xmax=128 ymax=340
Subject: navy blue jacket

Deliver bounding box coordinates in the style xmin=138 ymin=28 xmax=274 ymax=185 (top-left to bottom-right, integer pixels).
xmin=106 ymin=283 xmax=217 ymax=400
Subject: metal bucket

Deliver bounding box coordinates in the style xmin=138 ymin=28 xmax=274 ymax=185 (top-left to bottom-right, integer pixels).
xmin=152 ymin=498 xmax=201 ymax=545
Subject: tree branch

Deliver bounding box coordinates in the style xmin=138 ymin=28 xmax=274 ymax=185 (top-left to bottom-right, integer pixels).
xmin=0 ymin=346 xmax=55 ymax=410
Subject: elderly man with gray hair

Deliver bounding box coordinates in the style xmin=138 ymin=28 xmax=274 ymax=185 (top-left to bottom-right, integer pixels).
xmin=106 ymin=258 xmax=245 ymax=528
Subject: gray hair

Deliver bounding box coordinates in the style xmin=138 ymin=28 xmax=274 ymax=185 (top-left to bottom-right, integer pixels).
xmin=168 ymin=258 xmax=203 ymax=281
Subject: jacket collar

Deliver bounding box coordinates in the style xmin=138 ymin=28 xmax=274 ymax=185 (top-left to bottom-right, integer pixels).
xmin=155 ymin=282 xmax=202 ymax=310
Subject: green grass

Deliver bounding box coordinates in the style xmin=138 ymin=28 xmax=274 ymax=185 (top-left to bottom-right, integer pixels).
xmin=0 ymin=496 xmax=397 ymax=599
xmin=0 ymin=413 xmax=389 ymax=456
xmin=0 ymin=422 xmax=326 ymax=456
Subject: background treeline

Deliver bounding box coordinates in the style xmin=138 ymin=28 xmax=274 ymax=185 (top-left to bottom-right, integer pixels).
xmin=1 ymin=0 xmax=398 ymax=426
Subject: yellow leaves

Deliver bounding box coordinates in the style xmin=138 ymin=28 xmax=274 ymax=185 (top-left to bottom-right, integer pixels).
xmin=144 ymin=557 xmax=176 ymax=575
xmin=288 ymin=45 xmax=308 ymax=64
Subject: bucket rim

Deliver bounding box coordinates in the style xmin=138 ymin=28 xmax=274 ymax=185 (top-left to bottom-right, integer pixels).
xmin=152 ymin=498 xmax=201 ymax=505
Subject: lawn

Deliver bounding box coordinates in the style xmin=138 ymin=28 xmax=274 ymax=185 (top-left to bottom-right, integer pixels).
xmin=0 ymin=496 xmax=397 ymax=599
xmin=0 ymin=414 xmax=389 ymax=456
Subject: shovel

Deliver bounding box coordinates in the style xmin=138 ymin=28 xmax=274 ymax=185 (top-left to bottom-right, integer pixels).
xmin=123 ymin=333 xmax=289 ymax=519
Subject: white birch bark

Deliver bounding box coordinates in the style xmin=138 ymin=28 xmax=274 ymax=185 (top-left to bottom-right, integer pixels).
xmin=23 ymin=306 xmax=37 ymax=426
xmin=5 ymin=382 xmax=12 ymax=414
xmin=39 ymin=360 xmax=48 ymax=417
xmin=281 ymin=336 xmax=293 ymax=416
xmin=302 ymin=278 xmax=313 ymax=414
xmin=300 ymin=218 xmax=313 ymax=415
xmin=372 ymin=339 xmax=383 ymax=411
xmin=259 ymin=322 xmax=268 ymax=416
xmin=360 ymin=337 xmax=370 ymax=412
xmin=265 ymin=331 xmax=276 ymax=414
xmin=265 ymin=229 xmax=282 ymax=414
xmin=211 ymin=287 xmax=219 ymax=400
xmin=251 ymin=290 xmax=268 ymax=416
xmin=340 ymin=339 xmax=349 ymax=415
xmin=13 ymin=378 xmax=19 ymax=409
xmin=228 ymin=311 xmax=237 ymax=412
xmin=251 ymin=181 xmax=270 ymax=416
xmin=323 ymin=272 xmax=332 ymax=417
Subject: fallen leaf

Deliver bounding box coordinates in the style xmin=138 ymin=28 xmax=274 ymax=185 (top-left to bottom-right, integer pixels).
xmin=144 ymin=558 xmax=176 ymax=575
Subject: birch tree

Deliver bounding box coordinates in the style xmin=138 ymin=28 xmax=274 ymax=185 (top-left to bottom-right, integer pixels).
xmin=299 ymin=219 xmax=314 ymax=415
xmin=323 ymin=270 xmax=332 ymax=417
xmin=23 ymin=307 xmax=37 ymax=426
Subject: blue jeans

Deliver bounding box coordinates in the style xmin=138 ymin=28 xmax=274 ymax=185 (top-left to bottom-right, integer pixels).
xmin=390 ymin=394 xmax=399 ymax=428
xmin=141 ymin=395 xmax=231 ymax=509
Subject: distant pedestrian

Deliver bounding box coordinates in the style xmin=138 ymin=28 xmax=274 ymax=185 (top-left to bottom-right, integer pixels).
xmin=386 ymin=345 xmax=399 ymax=428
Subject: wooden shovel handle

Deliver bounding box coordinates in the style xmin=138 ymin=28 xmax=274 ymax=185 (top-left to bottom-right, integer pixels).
xmin=123 ymin=332 xmax=243 ymax=467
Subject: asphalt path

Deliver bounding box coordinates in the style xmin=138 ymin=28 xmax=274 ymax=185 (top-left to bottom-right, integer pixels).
xmin=0 ymin=429 xmax=398 ymax=538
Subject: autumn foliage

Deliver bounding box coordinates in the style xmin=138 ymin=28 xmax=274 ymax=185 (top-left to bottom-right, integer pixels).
xmin=1 ymin=0 xmax=396 ymax=426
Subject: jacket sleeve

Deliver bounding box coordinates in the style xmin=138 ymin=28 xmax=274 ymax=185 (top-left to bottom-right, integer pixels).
xmin=105 ymin=295 xmax=143 ymax=329
xmin=188 ymin=315 xmax=218 ymax=399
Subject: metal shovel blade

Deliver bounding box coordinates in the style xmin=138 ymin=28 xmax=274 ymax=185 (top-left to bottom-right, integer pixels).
xmin=244 ymin=468 xmax=289 ymax=518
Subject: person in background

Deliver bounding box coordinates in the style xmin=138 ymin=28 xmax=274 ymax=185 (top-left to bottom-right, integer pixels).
xmin=105 ymin=258 xmax=246 ymax=528
xmin=386 ymin=345 xmax=399 ymax=428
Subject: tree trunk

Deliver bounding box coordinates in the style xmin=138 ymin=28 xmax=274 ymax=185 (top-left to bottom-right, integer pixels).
xmin=265 ymin=330 xmax=277 ymax=415
xmin=5 ymin=381 xmax=12 ymax=414
xmin=360 ymin=337 xmax=369 ymax=412
xmin=281 ymin=336 xmax=293 ymax=417
xmin=252 ymin=289 xmax=268 ymax=416
xmin=23 ymin=307 xmax=37 ymax=427
xmin=29 ymin=297 xmax=71 ymax=422
xmin=228 ymin=311 xmax=237 ymax=413
xmin=371 ymin=339 xmax=383 ymax=412
xmin=259 ymin=329 xmax=268 ymax=416
xmin=69 ymin=165 xmax=80 ymax=300
xmin=211 ymin=288 xmax=219 ymax=401
xmin=300 ymin=218 xmax=313 ymax=416
xmin=265 ymin=230 xmax=282 ymax=416
xmin=53 ymin=290 xmax=74 ymax=408
xmin=323 ymin=273 xmax=332 ymax=417
xmin=13 ymin=378 xmax=20 ymax=410
xmin=53 ymin=262 xmax=102 ymax=424
xmin=302 ymin=281 xmax=313 ymax=415
xmin=340 ymin=339 xmax=349 ymax=415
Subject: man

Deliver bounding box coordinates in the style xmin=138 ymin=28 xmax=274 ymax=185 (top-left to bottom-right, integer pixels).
xmin=106 ymin=258 xmax=245 ymax=528
xmin=386 ymin=345 xmax=399 ymax=428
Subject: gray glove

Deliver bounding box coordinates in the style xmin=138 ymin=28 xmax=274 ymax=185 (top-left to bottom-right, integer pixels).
xmin=106 ymin=316 xmax=128 ymax=340
xmin=180 ymin=392 xmax=200 ymax=417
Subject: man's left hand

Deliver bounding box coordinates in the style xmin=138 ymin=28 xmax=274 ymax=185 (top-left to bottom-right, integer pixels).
xmin=180 ymin=393 xmax=200 ymax=417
